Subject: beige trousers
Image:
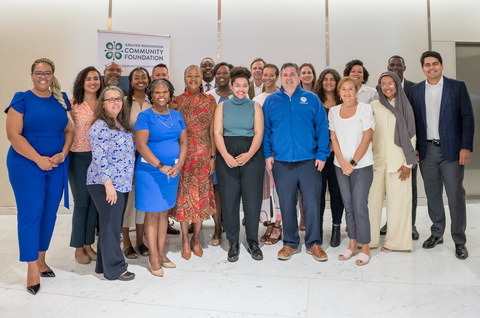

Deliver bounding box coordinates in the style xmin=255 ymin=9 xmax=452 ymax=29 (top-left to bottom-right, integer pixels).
xmin=123 ymin=187 xmax=145 ymax=228
xmin=368 ymin=161 xmax=412 ymax=250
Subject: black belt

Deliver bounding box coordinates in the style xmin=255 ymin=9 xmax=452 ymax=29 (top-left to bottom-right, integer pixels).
xmin=427 ymin=139 xmax=441 ymax=146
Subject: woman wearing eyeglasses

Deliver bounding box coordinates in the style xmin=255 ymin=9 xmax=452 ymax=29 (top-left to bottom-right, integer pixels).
xmin=368 ymin=72 xmax=416 ymax=252
xmin=6 ymin=58 xmax=74 ymax=295
xmin=87 ymin=86 xmax=136 ymax=281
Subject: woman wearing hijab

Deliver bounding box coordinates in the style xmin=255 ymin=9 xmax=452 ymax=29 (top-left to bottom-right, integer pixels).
xmin=368 ymin=71 xmax=416 ymax=252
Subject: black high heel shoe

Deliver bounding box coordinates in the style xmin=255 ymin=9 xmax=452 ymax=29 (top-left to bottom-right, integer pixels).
xmin=27 ymin=283 xmax=40 ymax=295
xmin=40 ymin=269 xmax=55 ymax=277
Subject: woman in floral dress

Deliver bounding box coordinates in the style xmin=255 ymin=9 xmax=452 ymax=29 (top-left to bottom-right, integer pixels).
xmin=171 ymin=65 xmax=216 ymax=260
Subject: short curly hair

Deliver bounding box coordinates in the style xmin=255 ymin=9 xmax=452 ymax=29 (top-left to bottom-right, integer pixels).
xmin=343 ymin=59 xmax=369 ymax=84
xmin=230 ymin=66 xmax=251 ymax=85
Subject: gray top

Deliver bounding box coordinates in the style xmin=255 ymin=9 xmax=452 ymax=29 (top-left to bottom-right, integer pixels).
xmin=222 ymin=95 xmax=255 ymax=137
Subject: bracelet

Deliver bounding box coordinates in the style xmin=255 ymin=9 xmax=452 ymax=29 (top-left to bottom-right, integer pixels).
xmin=210 ymin=155 xmax=216 ymax=160
xmin=60 ymin=152 xmax=65 ymax=163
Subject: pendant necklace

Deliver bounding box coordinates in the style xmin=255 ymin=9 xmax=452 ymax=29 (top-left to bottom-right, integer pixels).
xmin=154 ymin=109 xmax=173 ymax=128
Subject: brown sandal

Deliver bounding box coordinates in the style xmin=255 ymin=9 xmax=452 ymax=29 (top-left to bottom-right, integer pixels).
xmin=265 ymin=225 xmax=282 ymax=245
xmin=261 ymin=223 xmax=274 ymax=242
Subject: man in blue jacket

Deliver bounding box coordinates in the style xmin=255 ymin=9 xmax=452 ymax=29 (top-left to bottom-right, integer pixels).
xmin=409 ymin=51 xmax=475 ymax=260
xmin=263 ymin=62 xmax=330 ymax=262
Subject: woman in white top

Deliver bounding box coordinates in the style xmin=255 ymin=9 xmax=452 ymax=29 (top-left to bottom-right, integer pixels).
xmin=122 ymin=67 xmax=152 ymax=259
xmin=343 ymin=59 xmax=378 ymax=104
xmin=206 ymin=62 xmax=233 ymax=245
xmin=329 ymin=76 xmax=375 ymax=266
xmin=206 ymin=62 xmax=234 ymax=104
xmin=253 ymin=63 xmax=282 ymax=244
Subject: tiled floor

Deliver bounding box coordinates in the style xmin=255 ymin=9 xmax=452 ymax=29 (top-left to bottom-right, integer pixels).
xmin=1 ymin=201 xmax=479 ymax=318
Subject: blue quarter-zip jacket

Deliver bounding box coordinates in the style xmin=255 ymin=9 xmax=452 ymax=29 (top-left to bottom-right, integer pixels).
xmin=262 ymin=85 xmax=330 ymax=162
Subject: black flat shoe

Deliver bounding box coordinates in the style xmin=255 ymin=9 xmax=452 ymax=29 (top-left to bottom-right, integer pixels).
xmin=40 ymin=269 xmax=55 ymax=277
xmin=422 ymin=235 xmax=443 ymax=249
xmin=167 ymin=224 xmax=180 ymax=235
xmin=27 ymin=283 xmax=40 ymax=295
xmin=380 ymin=223 xmax=387 ymax=235
xmin=455 ymin=244 xmax=468 ymax=260
xmin=247 ymin=242 xmax=263 ymax=261
xmin=330 ymin=225 xmax=341 ymax=248
xmin=228 ymin=242 xmax=240 ymax=262
xmin=412 ymin=225 xmax=420 ymax=240
xmin=118 ymin=271 xmax=135 ymax=281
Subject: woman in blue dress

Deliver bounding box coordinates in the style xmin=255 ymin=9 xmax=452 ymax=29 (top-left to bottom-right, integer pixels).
xmin=135 ymin=79 xmax=187 ymax=277
xmin=6 ymin=58 xmax=74 ymax=295
xmin=87 ymin=86 xmax=136 ymax=281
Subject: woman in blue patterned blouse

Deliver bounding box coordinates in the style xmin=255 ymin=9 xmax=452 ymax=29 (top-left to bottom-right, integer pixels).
xmin=87 ymin=86 xmax=136 ymax=281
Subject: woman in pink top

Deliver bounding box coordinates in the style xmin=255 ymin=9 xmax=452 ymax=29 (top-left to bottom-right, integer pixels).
xmin=69 ymin=66 xmax=103 ymax=264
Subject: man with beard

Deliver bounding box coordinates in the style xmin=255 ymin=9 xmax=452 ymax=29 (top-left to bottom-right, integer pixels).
xmin=103 ymin=62 xmax=127 ymax=94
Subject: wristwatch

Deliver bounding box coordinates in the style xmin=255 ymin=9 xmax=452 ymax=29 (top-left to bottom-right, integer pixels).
xmin=350 ymin=159 xmax=357 ymax=167
xmin=210 ymin=155 xmax=216 ymax=160
xmin=156 ymin=161 xmax=164 ymax=170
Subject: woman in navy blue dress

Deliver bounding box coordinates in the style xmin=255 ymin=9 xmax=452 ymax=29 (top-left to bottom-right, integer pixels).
xmin=6 ymin=58 xmax=74 ymax=295
xmin=135 ymin=79 xmax=187 ymax=276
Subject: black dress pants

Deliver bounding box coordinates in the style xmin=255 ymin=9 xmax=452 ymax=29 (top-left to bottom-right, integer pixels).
xmin=88 ymin=184 xmax=129 ymax=280
xmin=216 ymin=136 xmax=265 ymax=245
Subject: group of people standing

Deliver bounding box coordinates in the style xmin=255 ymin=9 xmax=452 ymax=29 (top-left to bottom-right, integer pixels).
xmin=6 ymin=50 xmax=474 ymax=295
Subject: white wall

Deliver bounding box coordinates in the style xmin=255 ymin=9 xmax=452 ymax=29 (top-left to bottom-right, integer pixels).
xmin=1 ymin=0 xmax=480 ymax=206
xmin=222 ymin=0 xmax=326 ymax=73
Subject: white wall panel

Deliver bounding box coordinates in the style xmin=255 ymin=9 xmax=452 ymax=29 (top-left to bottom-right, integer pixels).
xmin=431 ymin=0 xmax=480 ymax=42
xmin=329 ymin=0 xmax=428 ymax=85
xmin=112 ymin=0 xmax=218 ymax=92
xmin=221 ymin=0 xmax=326 ymax=75
xmin=0 ymin=0 xmax=108 ymax=206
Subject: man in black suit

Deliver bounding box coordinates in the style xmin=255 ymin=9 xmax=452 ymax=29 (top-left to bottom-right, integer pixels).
xmin=380 ymin=55 xmax=420 ymax=240
xmin=409 ymin=51 xmax=474 ymax=260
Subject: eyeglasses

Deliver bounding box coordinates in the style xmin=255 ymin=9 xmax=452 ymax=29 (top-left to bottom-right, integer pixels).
xmin=104 ymin=97 xmax=123 ymax=103
xmin=380 ymin=83 xmax=395 ymax=89
xmin=33 ymin=71 xmax=53 ymax=78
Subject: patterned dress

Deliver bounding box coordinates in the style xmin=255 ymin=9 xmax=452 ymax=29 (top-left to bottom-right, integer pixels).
xmin=172 ymin=90 xmax=216 ymax=222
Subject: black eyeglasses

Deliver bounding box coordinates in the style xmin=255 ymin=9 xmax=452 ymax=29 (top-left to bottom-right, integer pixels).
xmin=33 ymin=71 xmax=53 ymax=78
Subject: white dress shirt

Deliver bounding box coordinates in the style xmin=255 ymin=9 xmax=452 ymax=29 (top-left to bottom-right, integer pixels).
xmin=202 ymin=79 xmax=216 ymax=93
xmin=425 ymin=76 xmax=443 ymax=140
xmin=253 ymin=82 xmax=264 ymax=97
xmin=356 ymin=84 xmax=379 ymax=104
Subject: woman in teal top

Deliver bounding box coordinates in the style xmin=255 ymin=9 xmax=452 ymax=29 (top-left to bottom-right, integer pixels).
xmin=214 ymin=67 xmax=265 ymax=263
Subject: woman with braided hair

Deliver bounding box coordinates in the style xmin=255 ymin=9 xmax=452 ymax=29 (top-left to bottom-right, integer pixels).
xmin=6 ymin=58 xmax=74 ymax=295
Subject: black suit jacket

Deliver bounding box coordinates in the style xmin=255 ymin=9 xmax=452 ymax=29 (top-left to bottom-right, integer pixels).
xmin=403 ymin=78 xmax=416 ymax=98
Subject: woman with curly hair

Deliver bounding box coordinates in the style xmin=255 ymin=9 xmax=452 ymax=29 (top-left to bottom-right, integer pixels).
xmin=121 ymin=67 xmax=152 ymax=259
xmin=343 ymin=59 xmax=378 ymax=104
xmin=214 ymin=66 xmax=265 ymax=262
xmin=313 ymin=69 xmax=345 ymax=247
xmin=69 ymin=66 xmax=103 ymax=264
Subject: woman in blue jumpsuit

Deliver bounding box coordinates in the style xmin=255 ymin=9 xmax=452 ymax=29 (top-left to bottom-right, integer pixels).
xmin=5 ymin=58 xmax=73 ymax=295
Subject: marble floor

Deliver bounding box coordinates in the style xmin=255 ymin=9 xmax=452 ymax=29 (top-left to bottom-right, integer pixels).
xmin=1 ymin=200 xmax=480 ymax=318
